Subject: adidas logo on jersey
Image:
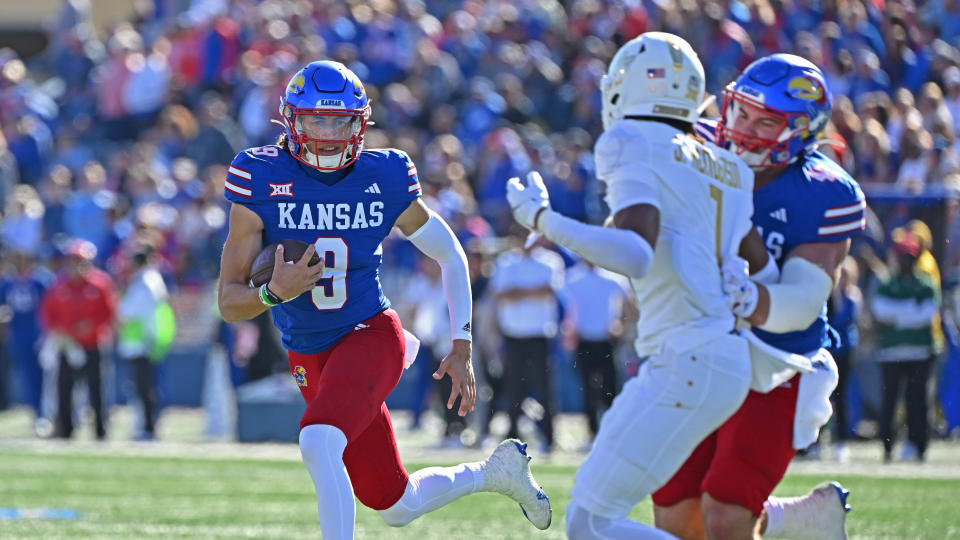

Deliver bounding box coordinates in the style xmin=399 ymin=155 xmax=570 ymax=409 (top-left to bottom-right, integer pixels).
xmin=364 ymin=183 xmax=381 ymax=194
xmin=769 ymin=208 xmax=788 ymax=222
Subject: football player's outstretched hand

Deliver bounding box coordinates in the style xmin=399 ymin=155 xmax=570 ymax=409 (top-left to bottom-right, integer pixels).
xmin=432 ymin=339 xmax=476 ymax=417
xmin=268 ymin=243 xmax=325 ymax=301
xmin=507 ymin=171 xmax=550 ymax=230
xmin=721 ymin=255 xmax=759 ymax=319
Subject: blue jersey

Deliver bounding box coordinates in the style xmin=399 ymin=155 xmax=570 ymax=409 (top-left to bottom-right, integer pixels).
xmin=0 ymin=272 xmax=49 ymax=342
xmin=697 ymin=119 xmax=866 ymax=354
xmin=224 ymin=145 xmax=422 ymax=353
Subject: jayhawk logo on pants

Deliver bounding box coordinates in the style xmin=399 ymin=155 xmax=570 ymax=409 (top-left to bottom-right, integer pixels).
xmin=293 ymin=365 xmax=308 ymax=387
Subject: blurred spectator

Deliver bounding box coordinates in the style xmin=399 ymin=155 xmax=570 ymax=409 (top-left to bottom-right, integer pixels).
xmin=123 ymin=38 xmax=172 ymax=132
xmin=63 ymin=161 xmax=113 ymax=257
xmin=40 ymin=239 xmax=116 ymax=439
xmin=490 ymin=236 xmax=563 ymax=451
xmin=896 ymin=125 xmax=933 ymax=193
xmin=93 ymin=24 xmax=141 ymax=140
xmin=560 ymin=261 xmax=632 ymax=440
xmin=871 ymin=232 xmax=941 ymax=462
xmin=918 ymin=82 xmax=954 ymax=135
xmin=405 ymin=258 xmax=467 ymax=445
xmin=907 ymin=219 xmax=946 ymax=356
xmin=186 ymin=93 xmax=246 ymax=169
xmin=0 ymin=127 xmax=17 ymax=209
xmin=944 ymin=67 xmax=960 ymax=136
xmin=0 ymin=251 xmax=51 ymax=421
xmin=2 ymin=185 xmax=45 ymax=256
xmin=826 ymin=256 xmax=862 ymax=462
xmin=117 ymin=244 xmax=174 ymax=441
xmin=854 ymin=118 xmax=892 ymax=184
xmin=467 ymin=241 xmax=504 ymax=442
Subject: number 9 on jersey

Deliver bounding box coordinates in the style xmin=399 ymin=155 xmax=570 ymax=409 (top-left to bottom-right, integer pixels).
xmin=312 ymin=237 xmax=349 ymax=310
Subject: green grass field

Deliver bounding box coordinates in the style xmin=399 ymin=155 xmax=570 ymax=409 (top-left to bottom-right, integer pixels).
xmin=2 ymin=406 xmax=959 ymax=539
xmin=1 ymin=448 xmax=959 ymax=539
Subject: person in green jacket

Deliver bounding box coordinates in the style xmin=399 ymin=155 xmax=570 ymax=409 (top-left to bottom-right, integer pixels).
xmin=117 ymin=245 xmax=175 ymax=440
xmin=870 ymin=231 xmax=941 ymax=462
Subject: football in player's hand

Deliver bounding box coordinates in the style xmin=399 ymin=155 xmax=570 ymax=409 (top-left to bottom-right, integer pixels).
xmin=248 ymin=239 xmax=321 ymax=287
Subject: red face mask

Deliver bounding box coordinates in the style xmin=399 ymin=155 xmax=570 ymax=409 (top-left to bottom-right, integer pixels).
xmin=283 ymin=106 xmax=369 ymax=171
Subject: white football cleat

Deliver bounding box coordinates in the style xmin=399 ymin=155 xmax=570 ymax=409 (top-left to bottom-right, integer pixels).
xmin=480 ymin=439 xmax=552 ymax=529
xmin=772 ymin=481 xmax=851 ymax=540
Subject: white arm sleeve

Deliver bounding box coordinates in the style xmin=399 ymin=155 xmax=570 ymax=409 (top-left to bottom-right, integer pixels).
xmin=406 ymin=212 xmax=473 ymax=341
xmin=539 ymin=209 xmax=654 ymax=279
xmin=758 ymin=257 xmax=834 ymax=333
xmin=751 ymin=253 xmax=780 ymax=285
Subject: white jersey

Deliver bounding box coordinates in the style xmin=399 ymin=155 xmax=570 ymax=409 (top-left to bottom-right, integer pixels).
xmin=595 ymin=119 xmax=755 ymax=356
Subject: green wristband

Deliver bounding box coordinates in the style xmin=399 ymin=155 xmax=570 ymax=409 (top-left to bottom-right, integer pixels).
xmin=259 ymin=284 xmax=279 ymax=307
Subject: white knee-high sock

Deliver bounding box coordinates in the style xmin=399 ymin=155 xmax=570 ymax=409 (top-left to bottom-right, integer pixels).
xmin=378 ymin=462 xmax=484 ymax=527
xmin=762 ymin=497 xmax=785 ymax=536
xmin=299 ymin=424 xmax=355 ymax=540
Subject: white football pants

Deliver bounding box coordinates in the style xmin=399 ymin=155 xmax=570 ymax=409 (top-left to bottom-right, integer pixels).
xmin=570 ymin=332 xmax=752 ymax=519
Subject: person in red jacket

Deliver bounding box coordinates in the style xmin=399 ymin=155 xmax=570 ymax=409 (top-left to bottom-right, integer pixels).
xmin=40 ymin=239 xmax=116 ymax=439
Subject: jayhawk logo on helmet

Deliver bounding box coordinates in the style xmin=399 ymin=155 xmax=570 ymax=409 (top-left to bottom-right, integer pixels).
xmin=286 ymin=73 xmax=306 ymax=95
xmin=293 ymin=365 xmax=308 ymax=387
xmin=787 ymin=75 xmax=827 ymax=104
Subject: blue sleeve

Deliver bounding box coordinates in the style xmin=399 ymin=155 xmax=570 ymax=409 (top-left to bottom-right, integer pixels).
xmin=223 ymin=149 xmax=262 ymax=204
xmin=384 ymin=149 xmax=422 ymax=204
xmin=795 ymin=156 xmax=866 ymax=244
xmin=695 ymin=117 xmax=720 ymax=143
xmin=811 ymin=179 xmax=866 ymax=243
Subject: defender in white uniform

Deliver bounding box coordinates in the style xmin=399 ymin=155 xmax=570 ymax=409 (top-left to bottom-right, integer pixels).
xmin=506 ymin=33 xmax=769 ymax=540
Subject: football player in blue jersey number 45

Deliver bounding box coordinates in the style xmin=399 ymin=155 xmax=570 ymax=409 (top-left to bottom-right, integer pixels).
xmin=652 ymin=55 xmax=862 ymax=540
xmin=217 ymin=61 xmax=550 ymax=538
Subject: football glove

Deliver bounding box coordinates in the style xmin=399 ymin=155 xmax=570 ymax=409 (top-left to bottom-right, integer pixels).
xmin=722 ymin=255 xmax=759 ymax=319
xmin=506 ymin=171 xmax=550 ymax=230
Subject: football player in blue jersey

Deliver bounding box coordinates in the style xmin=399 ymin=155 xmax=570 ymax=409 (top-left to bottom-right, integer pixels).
xmin=652 ymin=55 xmax=861 ymax=540
xmin=217 ymin=61 xmax=551 ymax=539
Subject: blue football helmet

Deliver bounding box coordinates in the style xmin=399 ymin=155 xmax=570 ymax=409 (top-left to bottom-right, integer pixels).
xmin=717 ymin=54 xmax=832 ymax=169
xmin=279 ymin=61 xmax=370 ymax=171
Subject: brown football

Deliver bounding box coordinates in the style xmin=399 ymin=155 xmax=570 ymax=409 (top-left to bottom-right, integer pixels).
xmin=248 ymin=238 xmax=321 ymax=287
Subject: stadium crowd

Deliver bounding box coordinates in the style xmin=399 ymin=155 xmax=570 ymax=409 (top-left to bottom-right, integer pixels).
xmin=0 ymin=0 xmax=959 ymax=456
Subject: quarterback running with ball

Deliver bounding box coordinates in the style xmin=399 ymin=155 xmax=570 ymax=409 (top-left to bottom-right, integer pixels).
xmin=507 ymin=33 xmax=773 ymax=540
xmin=218 ymin=61 xmax=551 ymax=540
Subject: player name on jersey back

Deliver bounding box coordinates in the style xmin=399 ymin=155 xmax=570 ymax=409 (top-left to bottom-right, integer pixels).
xmin=672 ymin=134 xmax=744 ymax=190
